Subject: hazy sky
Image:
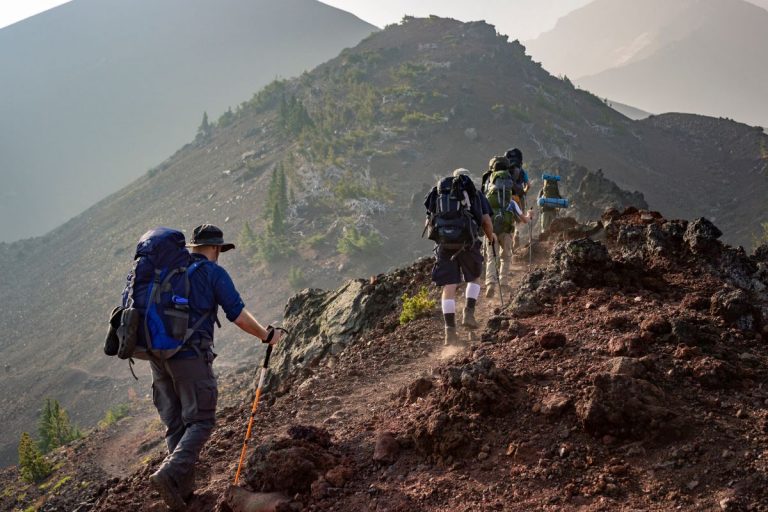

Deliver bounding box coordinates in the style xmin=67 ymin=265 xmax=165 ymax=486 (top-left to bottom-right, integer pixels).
xmin=0 ymin=0 xmax=70 ymax=28
xmin=319 ymin=0 xmax=593 ymax=40
xmin=1 ymin=0 xmax=591 ymax=39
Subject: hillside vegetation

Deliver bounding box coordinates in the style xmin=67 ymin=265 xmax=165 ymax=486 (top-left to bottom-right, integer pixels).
xmin=0 ymin=16 xmax=766 ymax=468
xmin=0 ymin=0 xmax=376 ymax=242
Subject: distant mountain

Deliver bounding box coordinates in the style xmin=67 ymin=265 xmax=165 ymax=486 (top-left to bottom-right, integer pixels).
xmin=607 ymin=100 xmax=652 ymax=120
xmin=525 ymin=0 xmax=768 ymax=128
xmin=0 ymin=16 xmax=766 ymax=467
xmin=0 ymin=0 xmax=376 ymax=242
xmin=746 ymin=0 xmax=768 ymax=10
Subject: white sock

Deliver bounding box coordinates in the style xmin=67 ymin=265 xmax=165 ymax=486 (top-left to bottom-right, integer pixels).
xmin=466 ymin=283 xmax=481 ymax=300
xmin=441 ymin=299 xmax=456 ymax=314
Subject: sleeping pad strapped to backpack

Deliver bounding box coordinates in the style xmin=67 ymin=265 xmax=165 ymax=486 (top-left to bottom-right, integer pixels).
xmin=105 ymin=227 xmax=213 ymax=362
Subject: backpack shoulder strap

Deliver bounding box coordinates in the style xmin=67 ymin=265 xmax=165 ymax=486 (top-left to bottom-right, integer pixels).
xmin=182 ymin=259 xmax=220 ymax=342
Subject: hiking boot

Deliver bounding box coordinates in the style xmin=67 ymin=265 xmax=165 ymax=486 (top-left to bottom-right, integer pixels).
xmin=150 ymin=468 xmax=186 ymax=511
xmin=177 ymin=467 xmax=195 ymax=501
xmin=444 ymin=326 xmax=459 ymax=346
xmin=462 ymin=307 xmax=479 ymax=329
xmin=485 ymin=284 xmax=496 ymax=298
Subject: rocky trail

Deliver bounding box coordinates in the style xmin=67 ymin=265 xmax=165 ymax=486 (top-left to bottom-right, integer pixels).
xmin=4 ymin=209 xmax=768 ymax=512
xmin=289 ymin=260 xmax=530 ymax=434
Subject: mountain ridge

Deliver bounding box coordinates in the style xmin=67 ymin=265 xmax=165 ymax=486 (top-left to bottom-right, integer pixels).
xmin=0 ymin=15 xmax=766 ymax=468
xmin=2 ymin=207 xmax=767 ymax=511
xmin=525 ymin=0 xmax=768 ymax=128
xmin=0 ymin=0 xmax=376 ymax=242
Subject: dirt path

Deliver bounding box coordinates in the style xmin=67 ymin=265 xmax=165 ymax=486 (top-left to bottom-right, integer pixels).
xmin=293 ymin=261 xmax=529 ymax=432
xmin=91 ymin=405 xmax=165 ymax=478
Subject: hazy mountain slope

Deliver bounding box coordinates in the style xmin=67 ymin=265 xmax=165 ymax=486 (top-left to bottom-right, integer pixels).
xmin=524 ymin=0 xmax=699 ymax=78
xmin=746 ymin=0 xmax=768 ymax=10
xmin=607 ymin=100 xmax=652 ymax=120
xmin=0 ymin=0 xmax=376 ymax=243
xmin=526 ymin=0 xmax=768 ymax=128
xmin=0 ymin=16 xmax=766 ymax=467
xmin=577 ymin=4 xmax=768 ymax=127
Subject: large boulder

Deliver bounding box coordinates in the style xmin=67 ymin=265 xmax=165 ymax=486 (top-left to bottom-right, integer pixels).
xmin=269 ymin=258 xmax=432 ymax=392
xmin=243 ymin=426 xmax=341 ymax=497
xmin=576 ymin=373 xmax=679 ymax=440
xmin=710 ymin=286 xmax=755 ymax=330
xmin=684 ymin=217 xmax=722 ymax=256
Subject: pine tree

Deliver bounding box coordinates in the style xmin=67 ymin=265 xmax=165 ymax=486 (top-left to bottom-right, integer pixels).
xmin=18 ymin=432 xmax=51 ymax=483
xmin=38 ymin=398 xmax=80 ymax=453
xmin=264 ymin=165 xmax=289 ymax=235
xmin=239 ymin=221 xmax=256 ymax=256
xmin=197 ymin=111 xmax=211 ymax=140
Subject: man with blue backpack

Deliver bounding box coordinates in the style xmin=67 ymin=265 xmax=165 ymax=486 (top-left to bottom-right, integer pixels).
xmin=424 ymin=169 xmax=496 ymax=345
xmin=105 ymin=224 xmax=282 ymax=510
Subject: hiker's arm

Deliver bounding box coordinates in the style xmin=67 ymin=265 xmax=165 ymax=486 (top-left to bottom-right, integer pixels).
xmin=481 ymin=214 xmax=497 ymax=243
xmin=520 ymin=209 xmax=535 ymax=224
xmin=234 ymin=310 xmax=282 ymax=345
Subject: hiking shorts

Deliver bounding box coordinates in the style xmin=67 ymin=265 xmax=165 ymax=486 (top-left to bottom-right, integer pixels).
xmin=432 ymin=241 xmax=484 ymax=286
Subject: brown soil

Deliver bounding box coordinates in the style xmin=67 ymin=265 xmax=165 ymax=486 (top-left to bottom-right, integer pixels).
xmin=3 ymin=209 xmax=767 ymax=512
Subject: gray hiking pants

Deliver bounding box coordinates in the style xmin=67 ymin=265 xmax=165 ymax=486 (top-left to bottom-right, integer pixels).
xmin=150 ymin=354 xmax=218 ymax=481
xmin=484 ymin=232 xmax=514 ymax=287
xmin=541 ymin=208 xmax=557 ymax=232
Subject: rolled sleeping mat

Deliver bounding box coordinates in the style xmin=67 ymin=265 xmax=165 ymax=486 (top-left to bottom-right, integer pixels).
xmin=537 ymin=197 xmax=569 ymax=208
xmin=542 ymin=174 xmax=562 ymax=182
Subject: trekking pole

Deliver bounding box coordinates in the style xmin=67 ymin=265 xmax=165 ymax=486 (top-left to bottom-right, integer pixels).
xmin=233 ymin=327 xmax=289 ymax=485
xmin=528 ymin=210 xmax=534 ymax=267
xmin=491 ymin=241 xmax=505 ymax=309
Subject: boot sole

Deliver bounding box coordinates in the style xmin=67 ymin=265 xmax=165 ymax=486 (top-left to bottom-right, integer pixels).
xmin=150 ymin=473 xmax=186 ymax=511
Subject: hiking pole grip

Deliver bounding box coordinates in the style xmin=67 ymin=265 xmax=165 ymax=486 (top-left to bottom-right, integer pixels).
xmin=263 ymin=344 xmax=273 ymax=369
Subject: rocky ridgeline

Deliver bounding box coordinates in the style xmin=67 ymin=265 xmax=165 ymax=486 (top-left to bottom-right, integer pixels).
xmin=530 ymin=158 xmax=649 ymax=225
xmin=20 ymin=209 xmax=768 ymax=512
xmin=267 ymin=258 xmax=434 ymax=395
xmin=206 ymin=208 xmax=767 ymax=510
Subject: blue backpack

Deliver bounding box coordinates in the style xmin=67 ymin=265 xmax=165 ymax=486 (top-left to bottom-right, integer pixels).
xmin=107 ymin=227 xmax=213 ymax=363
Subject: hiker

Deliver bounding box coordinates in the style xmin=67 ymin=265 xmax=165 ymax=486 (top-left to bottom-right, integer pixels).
xmin=147 ymin=224 xmax=283 ymax=510
xmin=538 ymin=174 xmax=564 ymax=231
xmin=504 ymin=148 xmax=530 ymax=250
xmin=481 ymin=155 xmax=518 ymax=298
xmin=424 ymin=169 xmax=496 ymax=345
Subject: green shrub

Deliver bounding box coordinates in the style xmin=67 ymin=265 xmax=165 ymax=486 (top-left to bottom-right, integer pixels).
xmin=253 ymin=233 xmax=294 ymax=263
xmin=288 ymin=267 xmax=308 ymax=290
xmin=217 ymin=107 xmax=235 ymax=127
xmin=508 ymin=103 xmax=532 ymax=123
xmin=38 ymin=399 xmax=80 ymax=453
xmin=50 ymin=476 xmax=72 ymax=493
xmin=247 ymin=79 xmax=288 ymax=113
xmin=305 ymin=231 xmax=329 ymax=249
xmin=98 ymin=404 xmax=131 ymax=429
xmin=18 ymin=433 xmax=51 ymax=483
xmin=401 ymin=111 xmax=446 ymax=127
xmin=393 ymin=62 xmax=429 ymax=81
xmin=400 ymin=287 xmax=436 ymax=325
xmin=337 ymin=226 xmax=383 ymax=256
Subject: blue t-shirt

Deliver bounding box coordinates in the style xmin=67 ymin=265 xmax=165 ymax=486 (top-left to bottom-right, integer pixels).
xmin=187 ymin=253 xmax=245 ymax=343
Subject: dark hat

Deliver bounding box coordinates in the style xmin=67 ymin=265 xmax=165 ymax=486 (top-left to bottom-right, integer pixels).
xmin=505 ymin=147 xmax=523 ymax=165
xmin=187 ymin=224 xmax=235 ymax=252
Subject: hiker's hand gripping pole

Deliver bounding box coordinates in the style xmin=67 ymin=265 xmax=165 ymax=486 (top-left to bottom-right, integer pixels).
xmin=233 ymin=326 xmax=289 ymax=485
